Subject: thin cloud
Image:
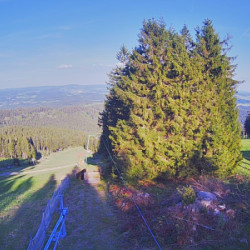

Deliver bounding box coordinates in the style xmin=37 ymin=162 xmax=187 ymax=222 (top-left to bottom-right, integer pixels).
xmin=57 ymin=64 xmax=73 ymax=69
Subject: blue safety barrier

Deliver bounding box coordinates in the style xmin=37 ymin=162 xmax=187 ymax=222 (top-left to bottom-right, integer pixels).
xmin=44 ymin=195 xmax=68 ymax=250
xmin=27 ymin=177 xmax=70 ymax=250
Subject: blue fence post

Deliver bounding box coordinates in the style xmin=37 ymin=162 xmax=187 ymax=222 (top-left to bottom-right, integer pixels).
xmin=43 ymin=203 xmax=68 ymax=250
xmin=27 ymin=177 xmax=70 ymax=250
xmin=61 ymin=218 xmax=67 ymax=238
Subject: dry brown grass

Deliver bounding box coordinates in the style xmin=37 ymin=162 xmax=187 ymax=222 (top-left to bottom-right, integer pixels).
xmin=107 ymin=175 xmax=250 ymax=249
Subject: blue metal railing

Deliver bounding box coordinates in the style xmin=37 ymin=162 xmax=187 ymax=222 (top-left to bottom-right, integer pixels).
xmin=27 ymin=177 xmax=70 ymax=250
xmin=44 ymin=195 xmax=68 ymax=250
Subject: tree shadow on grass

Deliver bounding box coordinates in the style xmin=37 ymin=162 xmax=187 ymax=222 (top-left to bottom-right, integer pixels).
xmin=57 ymin=167 xmax=130 ymax=250
xmin=0 ymin=158 xmax=34 ymax=174
xmin=0 ymin=174 xmax=57 ymax=249
xmin=0 ymin=175 xmax=33 ymax=214
xmin=86 ymin=154 xmax=102 ymax=165
xmin=242 ymin=150 xmax=250 ymax=160
xmin=0 ymin=158 xmax=30 ymax=168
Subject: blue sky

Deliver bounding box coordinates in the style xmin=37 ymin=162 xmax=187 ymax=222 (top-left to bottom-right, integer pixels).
xmin=0 ymin=0 xmax=249 ymax=92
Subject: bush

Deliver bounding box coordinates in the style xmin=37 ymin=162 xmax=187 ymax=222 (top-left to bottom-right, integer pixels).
xmin=177 ymin=185 xmax=196 ymax=205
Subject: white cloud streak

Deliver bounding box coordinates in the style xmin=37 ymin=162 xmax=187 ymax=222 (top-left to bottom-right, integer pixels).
xmin=57 ymin=64 xmax=73 ymax=69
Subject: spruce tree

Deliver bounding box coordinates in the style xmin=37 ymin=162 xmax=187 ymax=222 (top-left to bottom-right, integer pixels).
xmin=194 ymin=20 xmax=242 ymax=176
xmin=244 ymin=115 xmax=250 ymax=137
xmin=8 ymin=139 xmax=15 ymax=159
xmin=100 ymin=19 xmax=242 ymax=180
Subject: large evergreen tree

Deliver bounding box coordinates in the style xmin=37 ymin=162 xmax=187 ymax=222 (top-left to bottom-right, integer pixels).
xmin=100 ymin=19 xmax=242 ymax=180
xmin=194 ymin=20 xmax=242 ymax=176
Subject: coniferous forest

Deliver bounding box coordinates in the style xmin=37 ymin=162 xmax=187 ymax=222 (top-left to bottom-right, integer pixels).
xmin=0 ymin=104 xmax=102 ymax=164
xmin=0 ymin=126 xmax=88 ymax=160
xmin=100 ymin=19 xmax=242 ymax=180
xmin=0 ymin=104 xmax=103 ymax=133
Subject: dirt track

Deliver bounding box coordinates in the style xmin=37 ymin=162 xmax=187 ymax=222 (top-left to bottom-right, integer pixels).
xmin=58 ymin=179 xmax=125 ymax=250
xmin=0 ymin=164 xmax=75 ymax=177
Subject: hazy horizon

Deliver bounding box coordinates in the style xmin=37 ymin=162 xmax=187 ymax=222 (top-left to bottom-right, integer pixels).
xmin=0 ymin=83 xmax=248 ymax=95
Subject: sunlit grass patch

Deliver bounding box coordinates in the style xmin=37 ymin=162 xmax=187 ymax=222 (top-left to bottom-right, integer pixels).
xmin=0 ymin=147 xmax=85 ymax=249
xmin=237 ymin=139 xmax=250 ymax=177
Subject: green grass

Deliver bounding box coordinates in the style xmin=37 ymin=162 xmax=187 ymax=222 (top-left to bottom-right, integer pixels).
xmin=0 ymin=157 xmax=30 ymax=172
xmin=241 ymin=138 xmax=250 ymax=152
xmin=0 ymin=147 xmax=85 ymax=249
xmin=237 ymin=139 xmax=250 ymax=177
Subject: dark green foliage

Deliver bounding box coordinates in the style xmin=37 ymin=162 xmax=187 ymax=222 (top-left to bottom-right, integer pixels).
xmin=244 ymin=115 xmax=250 ymax=137
xmin=100 ymin=19 xmax=242 ymax=180
xmin=194 ymin=20 xmax=242 ymax=176
xmin=0 ymin=126 xmax=88 ymax=161
xmin=0 ymin=104 xmax=102 ymax=163
xmin=177 ymin=185 xmax=196 ymax=205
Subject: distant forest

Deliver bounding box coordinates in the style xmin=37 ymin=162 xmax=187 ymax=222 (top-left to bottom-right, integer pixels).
xmin=0 ymin=103 xmax=102 ymax=163
xmin=0 ymin=104 xmax=103 ymax=133
xmin=0 ymin=126 xmax=89 ymax=160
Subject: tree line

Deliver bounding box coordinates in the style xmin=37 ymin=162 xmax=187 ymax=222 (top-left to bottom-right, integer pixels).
xmin=0 ymin=104 xmax=103 ymax=134
xmin=0 ymin=126 xmax=96 ymax=161
xmin=100 ymin=19 xmax=242 ymax=180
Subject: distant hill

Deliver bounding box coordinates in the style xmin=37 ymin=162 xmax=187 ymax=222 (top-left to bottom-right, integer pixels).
xmin=0 ymin=84 xmax=108 ymax=134
xmin=0 ymin=85 xmax=249 ymax=131
xmin=0 ymin=104 xmax=103 ymax=134
xmin=0 ymin=84 xmax=107 ymax=109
